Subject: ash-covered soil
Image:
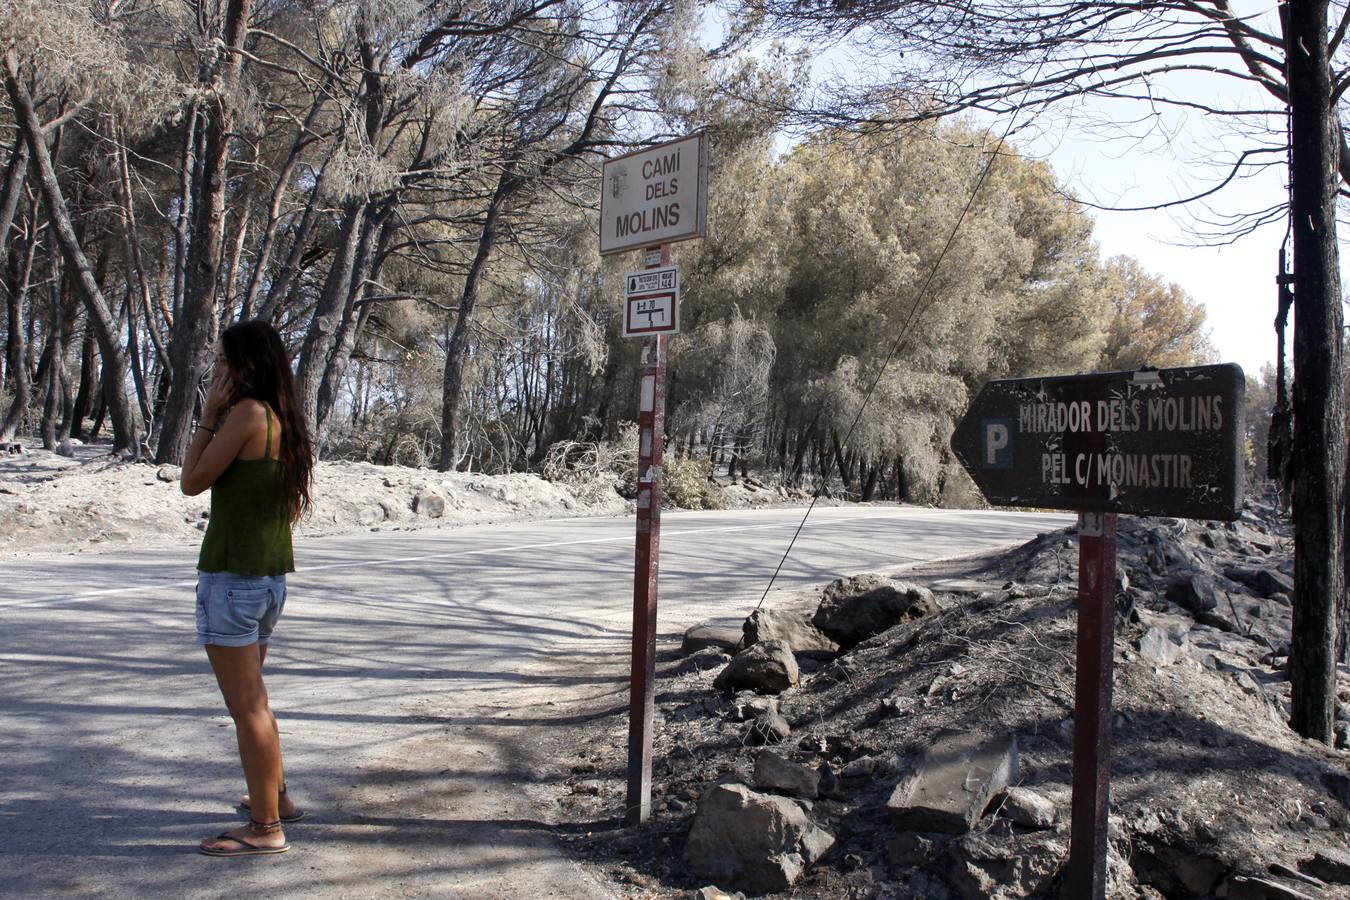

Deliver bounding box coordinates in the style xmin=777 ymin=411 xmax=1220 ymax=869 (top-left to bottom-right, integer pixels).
xmin=548 ymin=499 xmax=1350 ymax=899
xmin=0 ymin=440 xmax=808 ymax=555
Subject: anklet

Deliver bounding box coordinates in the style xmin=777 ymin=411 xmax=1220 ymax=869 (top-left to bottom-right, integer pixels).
xmin=249 ymin=818 xmax=283 ymax=835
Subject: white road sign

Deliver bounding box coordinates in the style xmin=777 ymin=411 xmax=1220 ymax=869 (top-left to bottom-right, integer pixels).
xmin=625 ymin=266 xmax=678 ymax=297
xmin=624 ymin=294 xmax=679 ymax=337
xmin=622 ymin=265 xmax=680 ymax=338
xmin=600 ymin=133 xmax=708 ymax=256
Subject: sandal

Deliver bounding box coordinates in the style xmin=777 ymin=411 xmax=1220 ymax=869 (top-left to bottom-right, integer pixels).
xmin=199 ymin=819 xmax=290 ymax=857
xmin=240 ymin=782 xmax=306 ymax=823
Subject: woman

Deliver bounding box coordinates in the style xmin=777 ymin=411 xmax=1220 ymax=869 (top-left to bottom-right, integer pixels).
xmin=181 ymin=320 xmax=313 ymax=857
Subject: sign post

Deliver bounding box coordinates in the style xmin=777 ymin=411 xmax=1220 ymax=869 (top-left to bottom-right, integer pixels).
xmin=1069 ymin=510 xmax=1117 ymax=899
xmin=601 ymin=134 xmax=706 ymax=827
xmin=951 ymin=364 xmax=1244 ymax=899
xmin=626 ymin=245 xmax=670 ymax=826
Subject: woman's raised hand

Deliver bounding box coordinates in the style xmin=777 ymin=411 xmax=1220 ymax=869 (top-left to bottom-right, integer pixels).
xmin=203 ymin=368 xmax=236 ymax=426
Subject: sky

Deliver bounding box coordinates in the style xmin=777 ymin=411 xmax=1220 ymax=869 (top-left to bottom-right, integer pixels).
xmin=1019 ymin=121 xmax=1288 ymax=381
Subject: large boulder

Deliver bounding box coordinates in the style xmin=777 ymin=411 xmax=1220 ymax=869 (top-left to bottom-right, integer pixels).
xmin=812 ymin=576 xmax=939 ymax=648
xmin=743 ymin=607 xmax=838 ymax=653
xmin=714 ymin=639 xmax=799 ymax=694
xmin=754 ymin=751 xmax=820 ymax=799
xmin=996 ymin=787 xmax=1057 ymax=829
xmin=887 ymin=731 xmax=1020 ymax=834
xmin=946 ymin=831 xmax=1068 ymax=900
xmin=1165 ymin=573 xmax=1238 ymax=630
xmin=412 ymin=488 xmax=446 ymax=518
xmin=1165 ymin=573 xmax=1220 ymax=614
xmin=1304 ymin=848 xmax=1350 ymax=884
xmin=1137 ymin=625 xmax=1188 ymax=667
xmin=1253 ymin=568 xmax=1295 ymax=598
xmin=685 ymin=783 xmax=835 ymax=894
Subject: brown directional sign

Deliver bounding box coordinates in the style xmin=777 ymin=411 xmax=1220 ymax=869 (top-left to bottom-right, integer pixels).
xmin=951 ymin=364 xmax=1245 ymax=520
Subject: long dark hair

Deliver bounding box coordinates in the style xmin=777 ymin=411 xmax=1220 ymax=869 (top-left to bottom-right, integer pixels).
xmin=220 ymin=320 xmax=313 ymax=522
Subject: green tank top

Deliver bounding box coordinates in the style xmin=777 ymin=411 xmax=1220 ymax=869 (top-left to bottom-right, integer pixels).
xmin=197 ymin=406 xmax=295 ymax=576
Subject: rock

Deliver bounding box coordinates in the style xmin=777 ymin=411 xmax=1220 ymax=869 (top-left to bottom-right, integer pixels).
xmin=946 ymin=831 xmax=1066 ymax=900
xmin=1137 ymin=625 xmax=1188 ymax=666
xmin=812 ymin=576 xmax=939 ymax=648
xmin=841 ymin=756 xmax=877 ymax=779
xmin=817 ymin=763 xmax=849 ymax=801
xmin=754 ymin=751 xmax=819 ymax=798
xmin=693 ymin=888 xmax=745 ymax=900
xmin=155 ymin=465 xmax=179 ymax=483
xmin=713 ymin=639 xmax=799 ymax=694
xmin=748 ymin=711 xmax=792 ymax=745
xmin=1304 ymin=847 xmax=1350 ymax=884
xmin=997 ymin=787 xmax=1056 ymax=829
xmin=879 ymin=696 xmax=915 ymax=719
xmin=743 ymin=607 xmax=839 ymax=653
xmin=730 ymin=694 xmax=778 ymax=722
xmin=1253 ymin=569 xmax=1295 ymax=598
xmin=683 ymin=621 xmax=744 ymax=655
xmin=886 ymin=831 xmax=938 ymax=869
xmin=886 ymin=731 xmax=1020 ymax=834
xmin=1134 ymin=845 xmax=1228 ymax=896
xmin=674 ymin=647 xmax=731 ymax=676
xmin=1166 ymin=573 xmax=1221 ymax=614
xmin=357 ymin=505 xmax=385 ymax=526
xmin=684 ymin=783 xmax=835 ymax=894
xmin=412 ymin=488 xmax=446 ymax=518
xmin=1334 ymin=721 xmax=1349 ymax=750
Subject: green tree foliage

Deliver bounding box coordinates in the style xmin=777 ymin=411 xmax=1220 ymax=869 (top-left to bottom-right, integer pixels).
xmin=1098 ymin=256 xmax=1214 ymax=371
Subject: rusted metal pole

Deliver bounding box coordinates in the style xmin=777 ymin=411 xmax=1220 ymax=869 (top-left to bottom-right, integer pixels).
xmin=1066 ymin=511 xmax=1118 ymax=899
xmin=625 ymin=244 xmax=670 ymax=826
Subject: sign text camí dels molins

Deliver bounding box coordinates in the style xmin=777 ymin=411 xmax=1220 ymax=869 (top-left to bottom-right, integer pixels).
xmin=600 ymin=133 xmax=708 ymax=256
xmin=950 ymin=364 xmax=1246 ymax=520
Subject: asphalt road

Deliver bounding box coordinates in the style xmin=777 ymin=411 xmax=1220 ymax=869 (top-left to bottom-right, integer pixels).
xmin=0 ymin=505 xmax=1070 ymax=898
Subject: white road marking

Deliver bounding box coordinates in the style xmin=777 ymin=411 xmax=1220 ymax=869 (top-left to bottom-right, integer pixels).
xmin=0 ymin=510 xmax=978 ymax=610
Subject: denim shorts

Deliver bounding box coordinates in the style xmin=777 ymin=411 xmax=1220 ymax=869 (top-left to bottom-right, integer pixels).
xmin=195 ymin=571 xmax=287 ymax=647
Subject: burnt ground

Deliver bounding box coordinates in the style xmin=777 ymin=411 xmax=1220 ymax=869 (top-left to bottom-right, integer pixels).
xmin=537 ymin=498 xmax=1350 ymax=899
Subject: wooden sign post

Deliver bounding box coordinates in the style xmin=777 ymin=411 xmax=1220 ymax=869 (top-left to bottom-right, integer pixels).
xmin=951 ymin=364 xmax=1244 ymax=897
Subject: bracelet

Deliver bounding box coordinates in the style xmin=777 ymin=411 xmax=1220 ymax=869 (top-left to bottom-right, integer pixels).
xmin=196 ymin=422 xmax=216 ymax=434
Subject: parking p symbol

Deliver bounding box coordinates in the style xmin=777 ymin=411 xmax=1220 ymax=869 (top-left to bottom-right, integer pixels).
xmin=983 ymin=419 xmax=1012 ymax=468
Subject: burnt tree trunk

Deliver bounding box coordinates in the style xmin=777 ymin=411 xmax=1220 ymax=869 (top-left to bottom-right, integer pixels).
xmin=68 ymin=328 xmax=97 ymax=440
xmin=315 ymin=202 xmax=396 ymax=434
xmin=0 ymin=227 xmax=36 ymax=443
xmin=0 ymin=136 xmax=31 ymax=441
xmin=439 ymin=165 xmax=516 ymax=472
xmin=1341 ymin=374 xmax=1349 ymax=665
xmin=295 ymin=198 xmax=367 ymax=430
xmin=4 ymin=53 xmax=139 ymax=453
xmin=156 ymin=0 xmax=253 ymax=464
xmin=1284 ymin=0 xmax=1346 ymax=742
